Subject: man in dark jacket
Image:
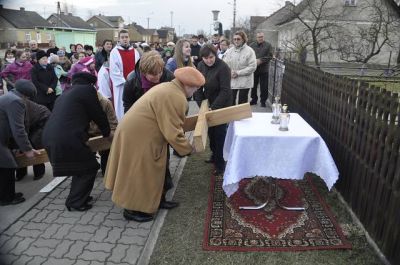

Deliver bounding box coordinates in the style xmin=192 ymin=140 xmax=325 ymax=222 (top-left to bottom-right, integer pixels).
xmin=249 ymin=32 xmax=273 ymax=107
xmin=15 ymin=100 xmax=51 ymax=181
xmin=195 ymin=44 xmax=232 ymax=175
xmin=30 ymin=50 xmax=58 ymax=110
xmin=190 ymin=35 xmax=202 ymax=67
xmin=0 ymin=80 xmax=40 ymax=206
xmin=42 ymin=72 xmax=111 ymax=212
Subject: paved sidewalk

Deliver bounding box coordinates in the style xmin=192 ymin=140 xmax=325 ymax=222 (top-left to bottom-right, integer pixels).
xmin=0 ymin=102 xmax=270 ymax=265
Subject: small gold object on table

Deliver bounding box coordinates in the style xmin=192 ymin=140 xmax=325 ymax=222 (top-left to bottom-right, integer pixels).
xmin=271 ymin=96 xmax=281 ymax=124
xmin=279 ymin=104 xmax=290 ymax=131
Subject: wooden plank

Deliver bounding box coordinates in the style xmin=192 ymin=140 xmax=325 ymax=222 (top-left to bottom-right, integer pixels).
xmin=192 ymin=100 xmax=209 ymax=152
xmin=15 ymin=149 xmax=49 ymax=168
xmin=15 ymin=136 xmax=111 ymax=167
xmin=86 ymin=135 xmax=112 ymax=152
xmin=182 ymin=114 xmax=198 ymax=132
xmin=206 ymin=103 xmax=252 ymax=127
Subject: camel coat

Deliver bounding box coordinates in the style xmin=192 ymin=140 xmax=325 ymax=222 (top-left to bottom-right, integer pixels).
xmin=104 ymin=79 xmax=192 ymax=213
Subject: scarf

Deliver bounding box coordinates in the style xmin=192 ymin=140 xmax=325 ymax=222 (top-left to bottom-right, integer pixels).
xmin=141 ymin=74 xmax=158 ymax=93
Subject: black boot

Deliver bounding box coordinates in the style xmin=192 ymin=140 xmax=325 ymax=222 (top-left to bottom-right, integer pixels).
xmin=123 ymin=209 xmax=153 ymax=222
xmin=159 ymin=193 xmax=179 ymax=209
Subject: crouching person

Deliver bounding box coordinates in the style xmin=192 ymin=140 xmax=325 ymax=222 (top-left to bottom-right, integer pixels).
xmin=0 ymin=80 xmax=40 ymax=206
xmin=42 ymin=72 xmax=111 ymax=212
xmin=104 ymin=67 xmax=205 ymax=222
xmin=88 ymin=92 xmax=118 ymax=175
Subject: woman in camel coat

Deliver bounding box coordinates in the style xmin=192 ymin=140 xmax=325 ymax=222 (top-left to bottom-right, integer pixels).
xmin=104 ymin=67 xmax=205 ymax=222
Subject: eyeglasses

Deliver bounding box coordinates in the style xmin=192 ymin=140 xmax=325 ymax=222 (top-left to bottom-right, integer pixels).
xmin=233 ymin=38 xmax=242 ymax=41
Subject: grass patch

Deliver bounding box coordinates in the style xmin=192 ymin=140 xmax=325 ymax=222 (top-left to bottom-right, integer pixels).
xmin=149 ymin=149 xmax=384 ymax=265
xmin=365 ymin=81 xmax=400 ymax=93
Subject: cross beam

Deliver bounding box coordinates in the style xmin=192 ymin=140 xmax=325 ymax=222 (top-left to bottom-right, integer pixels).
xmin=189 ymin=101 xmax=252 ymax=152
xmin=14 ymin=101 xmax=252 ymax=167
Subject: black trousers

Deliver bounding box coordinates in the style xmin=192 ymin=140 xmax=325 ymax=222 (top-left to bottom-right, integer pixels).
xmin=208 ymin=124 xmax=227 ymax=171
xmin=65 ymin=172 xmax=96 ymax=208
xmin=16 ymin=164 xmax=45 ymax=179
xmin=100 ymin=150 xmax=110 ymax=175
xmin=251 ymin=71 xmax=269 ymax=103
xmin=0 ymin=168 xmax=16 ymax=202
xmin=232 ymin=88 xmax=250 ymax=105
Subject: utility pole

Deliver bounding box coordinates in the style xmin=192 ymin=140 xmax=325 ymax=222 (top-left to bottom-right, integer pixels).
xmin=233 ymin=0 xmax=236 ymax=30
xmin=147 ymin=17 xmax=150 ymax=29
xmin=170 ymin=11 xmax=173 ymax=28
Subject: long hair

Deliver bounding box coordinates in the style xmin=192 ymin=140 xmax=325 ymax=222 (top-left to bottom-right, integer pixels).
xmin=173 ymin=39 xmax=193 ymax=68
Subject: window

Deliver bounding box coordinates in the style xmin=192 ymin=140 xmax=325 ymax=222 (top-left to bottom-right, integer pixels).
xmin=25 ymin=32 xmax=31 ymax=41
xmin=344 ymin=0 xmax=356 ymax=6
xmin=46 ymin=33 xmax=52 ymax=41
xmin=114 ymin=30 xmax=119 ymax=38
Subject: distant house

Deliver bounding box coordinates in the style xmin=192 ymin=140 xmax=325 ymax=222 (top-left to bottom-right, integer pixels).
xmin=134 ymin=24 xmax=159 ymax=43
xmin=0 ymin=5 xmax=53 ymax=48
xmin=157 ymin=27 xmax=175 ymax=44
xmin=87 ymin=15 xmax=125 ymax=44
xmin=254 ymin=0 xmax=400 ymax=64
xmin=125 ymin=23 xmax=144 ymax=42
xmin=47 ymin=12 xmax=96 ymax=49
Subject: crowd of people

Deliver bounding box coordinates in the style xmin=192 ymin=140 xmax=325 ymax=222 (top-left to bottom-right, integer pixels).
xmin=0 ymin=29 xmax=273 ymax=223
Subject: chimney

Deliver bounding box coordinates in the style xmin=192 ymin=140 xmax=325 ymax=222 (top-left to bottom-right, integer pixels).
xmin=68 ymin=12 xmax=72 ymax=16
xmin=60 ymin=12 xmax=64 ymax=15
xmin=20 ymin=7 xmax=25 ymax=11
xmin=285 ymin=1 xmax=292 ymax=5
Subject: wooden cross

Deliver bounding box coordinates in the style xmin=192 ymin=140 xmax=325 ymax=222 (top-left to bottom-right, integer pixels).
xmin=14 ymin=101 xmax=252 ymax=167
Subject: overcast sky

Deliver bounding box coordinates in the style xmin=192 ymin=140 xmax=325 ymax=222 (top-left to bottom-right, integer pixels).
xmin=2 ymin=0 xmax=290 ymax=35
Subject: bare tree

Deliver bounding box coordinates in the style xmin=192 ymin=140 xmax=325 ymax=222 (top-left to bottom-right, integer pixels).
xmin=289 ymin=0 xmax=341 ymax=66
xmin=234 ymin=16 xmax=251 ymax=38
xmin=281 ymin=30 xmax=312 ymax=63
xmin=333 ymin=0 xmax=400 ymax=64
xmin=61 ymin=2 xmax=76 ymax=15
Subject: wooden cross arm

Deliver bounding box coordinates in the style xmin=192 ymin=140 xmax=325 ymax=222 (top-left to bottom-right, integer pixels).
xmin=14 ymin=136 xmax=112 ymax=168
xmin=189 ymin=101 xmax=252 ymax=152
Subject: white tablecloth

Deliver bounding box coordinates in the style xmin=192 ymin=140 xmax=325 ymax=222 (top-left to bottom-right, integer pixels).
xmin=223 ymin=113 xmax=339 ymax=197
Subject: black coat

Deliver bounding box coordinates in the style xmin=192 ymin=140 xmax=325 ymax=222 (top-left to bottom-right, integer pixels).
xmin=195 ymin=57 xmax=232 ymax=110
xmin=249 ymin=41 xmax=273 ymax=74
xmin=30 ymin=63 xmax=58 ymax=105
xmin=122 ymin=66 xmax=174 ymax=113
xmin=42 ymin=84 xmax=110 ymax=176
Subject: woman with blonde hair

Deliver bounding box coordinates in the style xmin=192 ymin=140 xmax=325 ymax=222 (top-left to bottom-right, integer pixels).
xmin=165 ymin=39 xmax=193 ymax=73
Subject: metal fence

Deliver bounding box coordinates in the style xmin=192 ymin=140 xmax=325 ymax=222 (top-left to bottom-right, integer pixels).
xmin=267 ymin=58 xmax=285 ymax=102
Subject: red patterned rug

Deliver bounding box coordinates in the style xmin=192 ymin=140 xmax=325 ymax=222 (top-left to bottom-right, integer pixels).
xmin=203 ymin=174 xmax=352 ymax=252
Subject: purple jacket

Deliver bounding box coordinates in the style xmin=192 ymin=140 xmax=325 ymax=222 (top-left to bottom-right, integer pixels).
xmin=1 ymin=61 xmax=33 ymax=83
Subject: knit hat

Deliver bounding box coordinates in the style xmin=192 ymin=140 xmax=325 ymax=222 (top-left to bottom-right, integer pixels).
xmin=36 ymin=50 xmax=47 ymax=61
xmin=174 ymin=67 xmax=205 ymax=87
xmin=56 ymin=50 xmax=65 ymax=57
xmin=79 ymin=56 xmax=95 ymax=66
xmin=71 ymin=72 xmax=97 ymax=85
xmin=15 ymin=79 xmax=37 ymax=99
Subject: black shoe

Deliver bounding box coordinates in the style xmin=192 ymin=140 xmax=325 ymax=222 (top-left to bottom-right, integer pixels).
xmin=15 ymin=192 xmax=23 ymax=199
xmin=33 ymin=174 xmax=44 ymax=181
xmin=0 ymin=196 xmax=25 ymax=206
xmin=123 ymin=210 xmax=153 ymax=222
xmin=66 ymin=203 xmax=92 ymax=212
xmin=250 ymin=100 xmax=257 ymax=105
xmin=261 ymin=102 xmax=266 ymax=108
xmin=159 ymin=200 xmax=179 ymax=209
